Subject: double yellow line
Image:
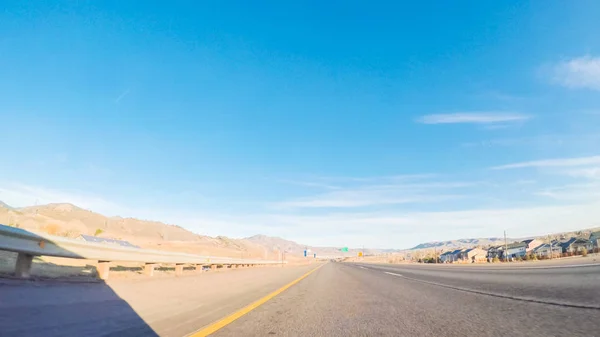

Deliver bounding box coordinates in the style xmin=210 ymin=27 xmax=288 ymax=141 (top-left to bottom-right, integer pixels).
xmin=189 ymin=263 xmax=325 ymax=337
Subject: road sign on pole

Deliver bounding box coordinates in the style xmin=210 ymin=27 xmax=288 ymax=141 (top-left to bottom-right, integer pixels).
xmin=340 ymin=247 xmax=349 ymax=252
xmin=358 ymin=251 xmax=363 ymax=257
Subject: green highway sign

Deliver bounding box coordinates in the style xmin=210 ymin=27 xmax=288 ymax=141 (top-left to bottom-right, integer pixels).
xmin=340 ymin=247 xmax=349 ymax=252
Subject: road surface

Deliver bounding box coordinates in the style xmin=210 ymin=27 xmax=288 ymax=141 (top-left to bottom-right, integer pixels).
xmin=214 ymin=262 xmax=600 ymax=337
xmin=1 ymin=262 xmax=599 ymax=336
xmin=0 ymin=264 xmax=318 ymax=337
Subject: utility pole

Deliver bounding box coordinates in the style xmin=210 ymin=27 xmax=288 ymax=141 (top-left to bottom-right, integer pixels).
xmin=549 ymin=235 xmax=553 ymax=260
xmin=504 ymin=230 xmax=509 ymax=262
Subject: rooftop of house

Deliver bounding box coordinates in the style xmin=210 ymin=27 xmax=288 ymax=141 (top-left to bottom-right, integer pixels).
xmin=558 ymin=237 xmax=577 ymax=247
xmin=506 ymin=242 xmax=527 ymax=249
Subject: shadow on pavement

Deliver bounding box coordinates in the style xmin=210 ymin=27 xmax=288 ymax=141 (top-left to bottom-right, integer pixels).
xmin=0 ymin=226 xmax=159 ymax=337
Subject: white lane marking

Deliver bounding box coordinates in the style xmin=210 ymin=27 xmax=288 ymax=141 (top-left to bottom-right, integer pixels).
xmin=407 ymin=262 xmax=600 ymax=271
xmin=384 ymin=271 xmax=402 ymax=277
xmin=359 ymin=266 xmax=366 ymax=269
xmin=382 ymin=270 xmax=600 ymax=310
xmin=510 ymin=262 xmax=600 ymax=270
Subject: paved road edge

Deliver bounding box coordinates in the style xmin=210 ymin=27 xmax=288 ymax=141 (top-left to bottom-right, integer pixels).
xmin=187 ymin=263 xmax=326 ymax=337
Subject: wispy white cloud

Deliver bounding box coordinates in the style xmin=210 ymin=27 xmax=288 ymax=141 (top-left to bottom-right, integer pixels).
xmin=272 ymin=181 xmax=476 ymax=209
xmin=275 ymin=179 xmax=340 ymax=190
xmin=492 ymin=155 xmax=600 ymax=170
xmin=300 ymin=174 xmax=436 ymax=184
xmin=552 ymin=56 xmax=600 ymax=91
xmin=0 ymin=183 xmax=123 ymax=214
xmin=461 ymin=134 xmax=600 ymax=148
xmin=534 ymin=182 xmax=600 ymax=201
xmin=115 ymin=88 xmax=130 ymax=103
xmin=274 ymin=193 xmax=462 ymax=209
xmin=566 ymin=167 xmax=600 ymax=180
xmin=417 ymin=112 xmax=530 ymax=124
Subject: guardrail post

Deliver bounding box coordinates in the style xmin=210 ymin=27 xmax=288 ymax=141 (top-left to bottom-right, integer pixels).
xmin=144 ymin=263 xmax=157 ymax=276
xmin=96 ymin=261 xmax=110 ymax=280
xmin=175 ymin=263 xmax=184 ymax=276
xmin=195 ymin=264 xmax=203 ymax=272
xmin=210 ymin=264 xmax=217 ymax=271
xmin=15 ymin=253 xmax=34 ymax=278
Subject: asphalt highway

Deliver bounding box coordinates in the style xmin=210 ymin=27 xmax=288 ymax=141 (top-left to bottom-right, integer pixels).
xmin=1 ymin=262 xmax=599 ymax=337
xmin=0 ymin=264 xmax=318 ymax=337
xmin=215 ymin=262 xmax=600 ymax=337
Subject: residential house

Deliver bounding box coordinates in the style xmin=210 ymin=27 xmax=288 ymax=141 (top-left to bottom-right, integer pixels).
xmin=457 ymin=248 xmax=488 ymax=263
xmin=589 ymin=231 xmax=600 ymax=249
xmin=522 ymin=239 xmax=543 ymax=253
xmin=486 ymin=245 xmax=504 ymax=260
xmin=571 ymin=238 xmax=593 ymax=253
xmin=558 ymin=237 xmax=592 ymax=254
xmin=440 ymin=249 xmax=464 ymax=263
xmin=533 ymin=243 xmax=562 ymax=258
xmin=505 ymin=242 xmax=527 ymax=259
xmin=439 ymin=251 xmax=454 ymax=263
xmin=558 ymin=237 xmax=577 ymax=254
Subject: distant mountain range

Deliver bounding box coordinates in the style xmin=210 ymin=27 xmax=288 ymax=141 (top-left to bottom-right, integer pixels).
xmin=4 ymin=199 xmax=596 ymax=257
xmin=0 ymin=201 xmax=14 ymax=210
xmin=0 ymin=200 xmax=372 ymax=258
xmin=410 ymin=238 xmax=510 ymax=250
xmin=244 ymin=234 xmax=396 ymax=256
xmin=409 ymin=227 xmax=600 ymax=252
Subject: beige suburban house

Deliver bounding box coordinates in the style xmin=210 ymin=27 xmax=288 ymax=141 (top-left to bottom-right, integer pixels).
xmin=522 ymin=239 xmax=543 ymax=252
xmin=590 ymin=231 xmax=600 ymax=250
xmin=533 ymin=243 xmax=562 ymax=258
xmin=459 ymin=248 xmax=488 ymax=263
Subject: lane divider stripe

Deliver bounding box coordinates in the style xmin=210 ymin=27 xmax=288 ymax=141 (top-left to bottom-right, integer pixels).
xmin=382 ymin=269 xmax=600 ymax=310
xmin=384 ymin=271 xmax=402 ymax=276
xmin=188 ymin=264 xmax=325 ymax=337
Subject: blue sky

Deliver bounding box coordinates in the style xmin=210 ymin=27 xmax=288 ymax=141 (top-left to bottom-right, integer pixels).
xmin=1 ymin=1 xmax=600 ymax=248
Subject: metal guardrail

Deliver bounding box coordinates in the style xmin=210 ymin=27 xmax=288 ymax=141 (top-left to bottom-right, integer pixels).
xmin=0 ymin=224 xmax=284 ymax=279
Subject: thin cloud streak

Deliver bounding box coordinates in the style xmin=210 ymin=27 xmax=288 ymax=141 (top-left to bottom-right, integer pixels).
xmin=492 ymin=155 xmax=600 ymax=170
xmin=272 ymin=181 xmax=477 ymax=209
xmin=417 ymin=112 xmax=530 ymax=124
xmin=115 ymin=89 xmax=130 ymax=103
xmin=275 ymin=179 xmax=340 ymax=190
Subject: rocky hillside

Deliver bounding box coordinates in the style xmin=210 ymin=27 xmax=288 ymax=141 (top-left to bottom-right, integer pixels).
xmin=1 ymin=200 xmax=398 ymax=259
xmin=0 ymin=201 xmax=279 ymax=259
xmin=10 ymin=202 xmax=201 ymax=242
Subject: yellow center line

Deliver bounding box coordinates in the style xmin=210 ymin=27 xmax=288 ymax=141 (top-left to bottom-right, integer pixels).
xmin=188 ymin=263 xmax=326 ymax=337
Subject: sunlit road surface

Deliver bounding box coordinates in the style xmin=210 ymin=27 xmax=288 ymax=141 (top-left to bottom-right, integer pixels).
xmin=1 ymin=262 xmax=599 ymax=337
xmin=214 ymin=262 xmax=600 ymax=337
xmin=0 ymin=264 xmax=318 ymax=337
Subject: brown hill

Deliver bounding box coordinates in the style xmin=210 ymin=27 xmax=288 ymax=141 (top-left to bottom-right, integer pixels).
xmin=0 ymin=201 xmax=286 ymax=260
xmin=0 ymin=200 xmax=394 ymax=260
xmin=14 ymin=203 xmax=201 ymax=243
